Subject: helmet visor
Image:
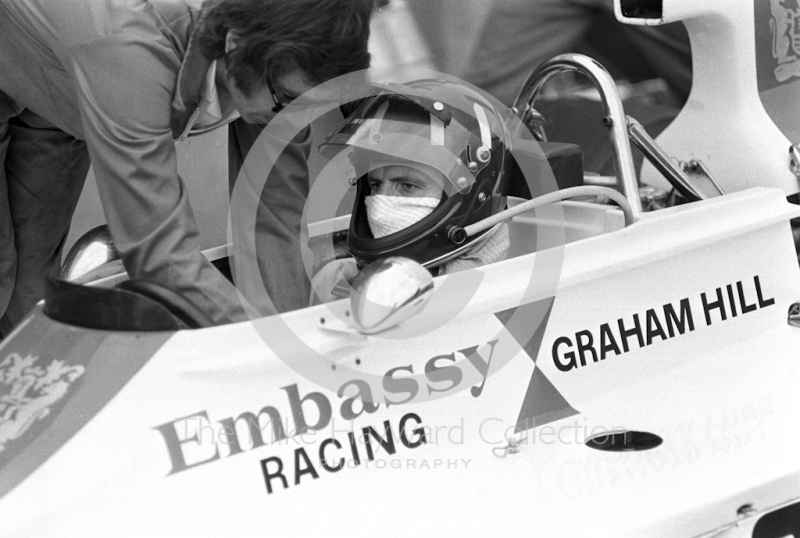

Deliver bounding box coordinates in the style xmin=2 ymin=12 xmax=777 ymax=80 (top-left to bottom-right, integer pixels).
xmin=320 ymin=100 xmax=476 ymax=194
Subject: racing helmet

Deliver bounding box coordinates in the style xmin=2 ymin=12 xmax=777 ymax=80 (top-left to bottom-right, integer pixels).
xmin=320 ymin=79 xmax=513 ymax=270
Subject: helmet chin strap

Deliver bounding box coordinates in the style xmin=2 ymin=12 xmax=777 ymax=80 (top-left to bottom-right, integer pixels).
xmin=440 ymin=221 xmax=510 ymax=275
xmin=423 ymin=222 xmax=506 ymax=269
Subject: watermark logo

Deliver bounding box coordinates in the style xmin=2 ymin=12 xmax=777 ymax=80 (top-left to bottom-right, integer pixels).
xmin=228 ymin=67 xmax=566 ymax=406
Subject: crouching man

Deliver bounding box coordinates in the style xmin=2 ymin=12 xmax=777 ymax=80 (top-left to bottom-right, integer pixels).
xmin=311 ymin=80 xmax=514 ymax=305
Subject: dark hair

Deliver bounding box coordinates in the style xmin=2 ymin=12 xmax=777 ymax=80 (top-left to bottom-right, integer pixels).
xmin=199 ymin=0 xmax=373 ymax=97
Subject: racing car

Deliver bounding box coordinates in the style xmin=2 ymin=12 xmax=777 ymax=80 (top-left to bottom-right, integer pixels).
xmin=2 ymin=1 xmax=800 ymax=536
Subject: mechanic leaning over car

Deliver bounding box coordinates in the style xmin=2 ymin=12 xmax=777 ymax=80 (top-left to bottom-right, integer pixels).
xmin=0 ymin=0 xmax=373 ymax=338
xmin=310 ymin=80 xmax=512 ymax=305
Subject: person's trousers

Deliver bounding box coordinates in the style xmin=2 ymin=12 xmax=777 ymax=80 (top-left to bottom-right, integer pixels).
xmin=228 ymin=118 xmax=312 ymax=315
xmin=0 ymin=104 xmax=90 ymax=338
xmin=0 ymin=106 xmax=311 ymax=339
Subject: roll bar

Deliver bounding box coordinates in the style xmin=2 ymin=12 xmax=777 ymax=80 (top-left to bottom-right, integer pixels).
xmin=512 ymin=53 xmax=643 ymax=216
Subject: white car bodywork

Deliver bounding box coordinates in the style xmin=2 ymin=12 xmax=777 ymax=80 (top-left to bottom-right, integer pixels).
xmin=2 ymin=188 xmax=800 ymax=536
xmin=2 ymin=1 xmax=800 ymax=536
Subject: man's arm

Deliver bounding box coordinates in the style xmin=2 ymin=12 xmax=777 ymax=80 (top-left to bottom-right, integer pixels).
xmin=71 ymin=35 xmax=247 ymax=325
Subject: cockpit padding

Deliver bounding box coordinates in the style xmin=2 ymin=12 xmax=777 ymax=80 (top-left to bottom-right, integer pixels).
xmin=507 ymin=141 xmax=584 ymax=199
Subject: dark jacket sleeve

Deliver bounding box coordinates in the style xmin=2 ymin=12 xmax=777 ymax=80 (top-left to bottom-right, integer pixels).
xmin=229 ymin=119 xmax=312 ymax=315
xmin=69 ymin=35 xmax=247 ymax=325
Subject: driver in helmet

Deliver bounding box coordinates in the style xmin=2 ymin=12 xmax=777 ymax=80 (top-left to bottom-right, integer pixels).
xmin=311 ymin=80 xmax=513 ymax=305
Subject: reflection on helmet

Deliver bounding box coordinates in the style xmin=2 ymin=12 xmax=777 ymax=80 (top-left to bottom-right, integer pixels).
xmin=319 ymin=79 xmax=513 ymax=270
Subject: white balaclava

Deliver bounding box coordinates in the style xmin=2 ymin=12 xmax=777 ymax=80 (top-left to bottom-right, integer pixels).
xmin=364 ymin=194 xmax=440 ymax=238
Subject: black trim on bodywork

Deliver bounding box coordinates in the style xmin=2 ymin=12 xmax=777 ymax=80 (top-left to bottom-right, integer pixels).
xmin=620 ymin=0 xmax=662 ymax=19
xmin=44 ymin=276 xmax=183 ymax=331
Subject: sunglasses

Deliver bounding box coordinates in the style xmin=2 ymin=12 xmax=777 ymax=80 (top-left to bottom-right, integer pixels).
xmin=268 ymin=77 xmax=359 ymax=114
xmin=267 ymin=77 xmax=289 ymax=113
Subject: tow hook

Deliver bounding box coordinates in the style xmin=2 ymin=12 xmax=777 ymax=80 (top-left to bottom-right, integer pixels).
xmin=788 ymin=303 xmax=800 ymax=328
xmin=492 ymin=437 xmax=525 ymax=458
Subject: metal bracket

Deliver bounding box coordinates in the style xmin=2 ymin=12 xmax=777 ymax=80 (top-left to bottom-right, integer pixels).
xmin=626 ymin=116 xmax=705 ymax=202
xmin=789 ymin=303 xmax=800 ymax=328
xmin=512 ymin=103 xmax=547 ymax=142
xmin=680 ymin=159 xmax=725 ymax=197
xmin=790 ymin=145 xmax=800 ymax=180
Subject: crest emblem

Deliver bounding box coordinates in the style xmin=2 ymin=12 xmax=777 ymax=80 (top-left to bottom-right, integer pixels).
xmin=771 ymin=0 xmax=800 ymax=81
xmin=0 ymin=353 xmax=85 ymax=452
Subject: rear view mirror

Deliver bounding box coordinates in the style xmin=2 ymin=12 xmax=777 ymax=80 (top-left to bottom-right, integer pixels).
xmin=349 ymin=257 xmax=433 ymax=334
xmin=61 ymin=225 xmax=119 ymax=283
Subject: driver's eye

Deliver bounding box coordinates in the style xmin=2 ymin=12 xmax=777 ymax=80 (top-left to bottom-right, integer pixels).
xmin=397 ymin=182 xmax=416 ymax=193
